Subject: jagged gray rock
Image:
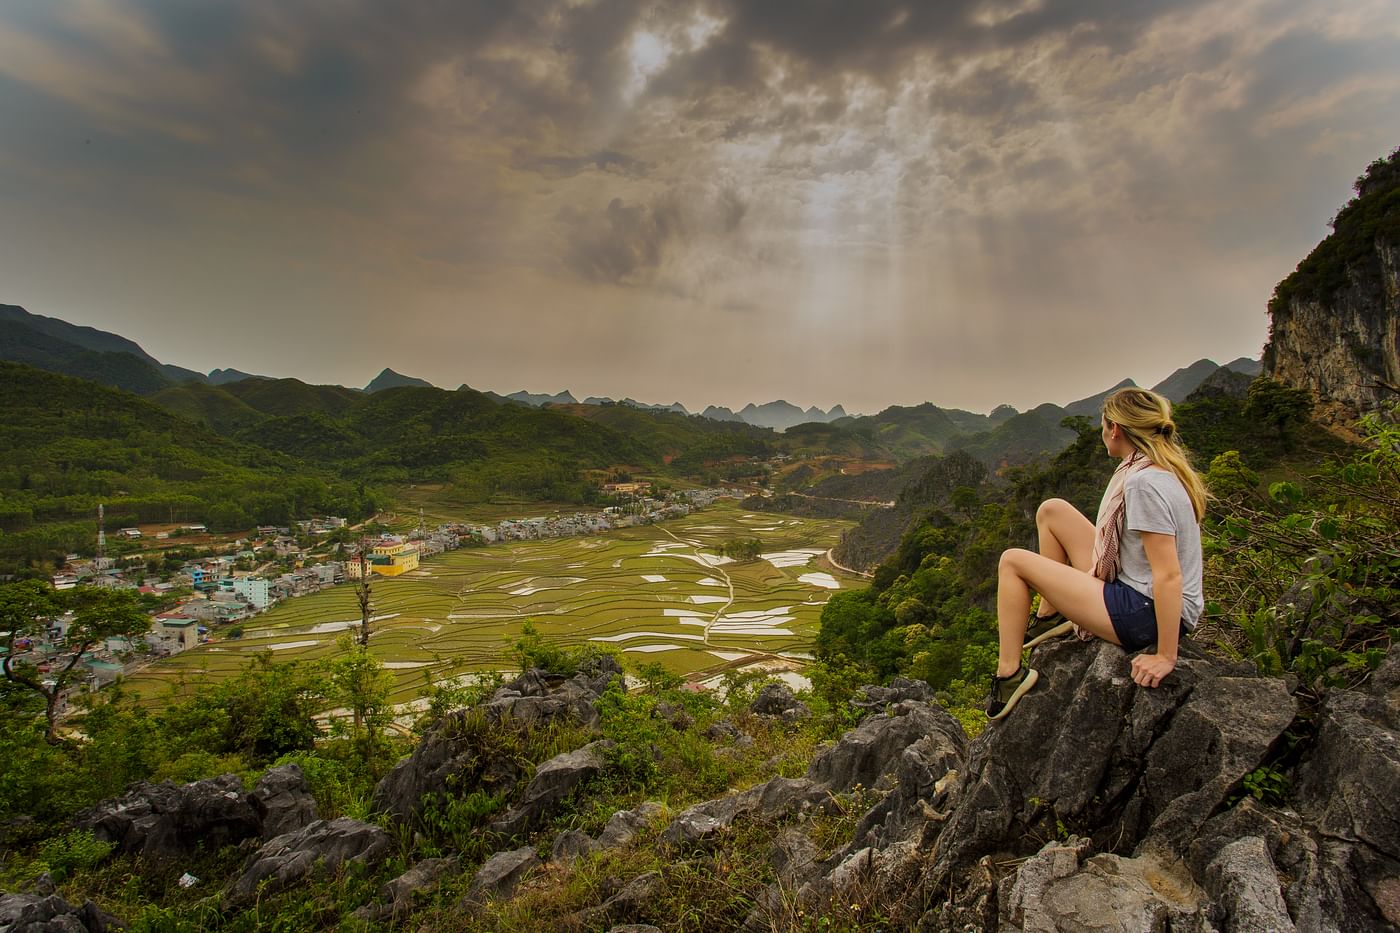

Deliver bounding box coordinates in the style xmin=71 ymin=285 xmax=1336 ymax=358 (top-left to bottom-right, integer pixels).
xmin=552 ymin=829 xmax=597 ymax=862
xmin=462 ymin=847 xmax=540 ymax=906
xmin=354 ymin=856 xmax=460 ymax=923
xmin=749 ymin=682 xmax=810 ymax=720
xmin=248 ymin=764 xmax=318 ymax=841
xmin=373 ymin=659 xmax=621 ymax=826
xmin=807 ymin=699 xmax=965 ymax=795
xmin=0 ymin=893 xmax=122 ymax=932
xmin=489 ymin=739 xmax=614 ymax=837
xmin=223 ymin=817 xmax=392 ymax=908
xmin=850 ymin=677 xmax=936 ymax=714
xmin=597 ymin=802 xmax=665 ymax=850
xmin=661 ymin=777 xmax=824 ymax=850
xmin=73 ymin=773 xmax=261 ymax=859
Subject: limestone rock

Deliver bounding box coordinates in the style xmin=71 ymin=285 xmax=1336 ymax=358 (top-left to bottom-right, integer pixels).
xmin=74 ymin=774 xmax=260 ymax=860
xmin=0 ymin=893 xmax=122 ymax=932
xmin=749 ymin=682 xmax=809 ymax=720
xmin=661 ymin=777 xmax=823 ymax=850
xmin=354 ymin=855 xmax=460 ymax=923
xmin=806 ymin=699 xmax=965 ymax=795
xmin=373 ymin=659 xmax=620 ymax=827
xmin=850 ymin=677 xmax=935 ymax=715
xmin=597 ymin=802 xmax=665 ymax=850
xmin=248 ymin=764 xmax=318 ymax=841
xmin=551 ymin=829 xmax=597 ymax=862
xmin=223 ymin=817 xmax=392 ymax=908
xmin=462 ymin=846 xmax=540 ymax=906
xmin=489 ymin=740 xmax=613 ymax=837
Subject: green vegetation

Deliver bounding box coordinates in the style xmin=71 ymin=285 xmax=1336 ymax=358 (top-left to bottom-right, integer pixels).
xmin=813 ymin=386 xmax=1368 ymax=723
xmin=0 ymin=363 xmax=385 ymax=573
xmin=1269 ymin=147 xmax=1400 ymax=313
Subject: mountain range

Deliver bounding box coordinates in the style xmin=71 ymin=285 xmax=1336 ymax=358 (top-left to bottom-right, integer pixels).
xmin=0 ymin=302 xmax=1258 ymax=441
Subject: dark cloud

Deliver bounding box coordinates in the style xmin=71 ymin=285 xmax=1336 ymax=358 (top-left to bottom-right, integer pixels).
xmin=516 ymin=149 xmax=649 ymax=179
xmin=563 ymin=196 xmax=683 ymax=284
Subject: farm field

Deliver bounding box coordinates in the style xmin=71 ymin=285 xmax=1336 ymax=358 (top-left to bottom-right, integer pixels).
xmin=125 ymin=500 xmax=858 ymax=707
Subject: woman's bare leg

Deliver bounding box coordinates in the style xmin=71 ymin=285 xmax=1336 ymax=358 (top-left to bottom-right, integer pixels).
xmin=1034 ymin=499 xmax=1096 ymax=618
xmin=996 ymin=549 xmax=1118 ymax=677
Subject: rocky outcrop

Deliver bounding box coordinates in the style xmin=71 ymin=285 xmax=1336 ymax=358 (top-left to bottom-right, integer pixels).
xmin=749 ymin=683 xmax=810 ymax=721
xmin=73 ymin=766 xmax=317 ymax=860
xmin=0 ymin=892 xmax=123 ymax=932
xmin=373 ymin=657 xmax=622 ymax=826
xmin=489 ymin=740 xmax=614 ymax=837
xmin=223 ymin=818 xmax=392 ymax=908
xmin=462 ymin=847 xmax=540 ymax=907
xmin=248 ymin=764 xmax=319 ymax=840
xmin=353 ymin=856 xmax=460 ymax=923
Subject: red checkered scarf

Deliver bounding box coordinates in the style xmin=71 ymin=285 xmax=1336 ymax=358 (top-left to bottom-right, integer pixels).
xmin=1091 ymin=451 xmax=1152 ymax=582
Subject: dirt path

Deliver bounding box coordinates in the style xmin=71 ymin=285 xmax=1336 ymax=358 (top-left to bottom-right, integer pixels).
xmin=825 ymin=548 xmax=873 ymax=579
xmin=657 ymin=525 xmax=733 ymax=647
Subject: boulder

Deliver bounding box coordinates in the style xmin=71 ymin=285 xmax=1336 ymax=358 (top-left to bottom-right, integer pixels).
xmin=223 ymin=818 xmax=392 ymax=908
xmin=806 ymin=699 xmax=964 ymax=795
xmin=924 ymin=639 xmax=1295 ymax=894
xmin=661 ymin=777 xmax=824 ymax=850
xmin=73 ymin=774 xmax=261 ymax=860
xmin=248 ymin=764 xmax=318 ymax=840
xmin=749 ymin=683 xmax=809 ymax=720
xmin=353 ymin=856 xmax=460 ymax=923
xmin=462 ymin=846 xmax=540 ymax=906
xmin=597 ymin=802 xmax=665 ymax=850
xmin=489 ymin=740 xmax=613 ymax=837
xmin=571 ymin=872 xmax=664 ymax=929
xmin=551 ymin=829 xmax=597 ymax=862
xmin=850 ymin=677 xmax=935 ymax=715
xmin=0 ymin=893 xmax=122 ymax=932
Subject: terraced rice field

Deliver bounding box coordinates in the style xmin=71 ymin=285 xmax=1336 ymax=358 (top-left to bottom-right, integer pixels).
xmin=126 ymin=501 xmax=858 ymax=706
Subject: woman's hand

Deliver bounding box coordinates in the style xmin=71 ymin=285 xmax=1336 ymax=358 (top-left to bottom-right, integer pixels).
xmin=1131 ymin=653 xmax=1176 ymax=688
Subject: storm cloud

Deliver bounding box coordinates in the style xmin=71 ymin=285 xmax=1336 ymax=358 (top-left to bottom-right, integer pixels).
xmin=0 ymin=0 xmax=1397 ymax=412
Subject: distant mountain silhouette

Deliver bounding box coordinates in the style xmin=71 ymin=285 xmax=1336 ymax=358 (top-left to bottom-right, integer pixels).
xmin=0 ymin=303 xmax=204 ymax=389
xmin=1063 ymin=378 xmax=1137 ymax=418
xmin=1151 ymin=359 xmax=1221 ymax=402
xmin=701 ymin=405 xmax=745 ymax=422
xmin=209 ymin=368 xmax=270 ymax=385
xmin=508 ymin=389 xmax=579 ymax=406
xmin=1223 ymin=357 xmax=1262 ymax=377
xmin=365 ymin=368 xmax=433 ymax=392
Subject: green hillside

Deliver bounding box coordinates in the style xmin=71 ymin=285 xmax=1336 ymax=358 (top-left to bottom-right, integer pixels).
xmin=0 ymin=321 xmax=173 ymax=395
xmin=0 ymin=363 xmax=381 ymax=572
xmin=148 ymin=382 xmax=265 ymax=434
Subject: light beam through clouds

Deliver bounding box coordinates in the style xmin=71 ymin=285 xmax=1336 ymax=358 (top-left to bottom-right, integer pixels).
xmin=0 ymin=0 xmax=1397 ymax=412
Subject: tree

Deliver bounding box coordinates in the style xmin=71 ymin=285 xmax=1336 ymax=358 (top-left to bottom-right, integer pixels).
xmin=0 ymin=583 xmax=149 ymax=743
xmin=1245 ymin=379 xmax=1313 ymax=449
xmin=353 ymin=539 xmax=373 ymax=645
xmin=326 ymin=635 xmax=393 ymax=778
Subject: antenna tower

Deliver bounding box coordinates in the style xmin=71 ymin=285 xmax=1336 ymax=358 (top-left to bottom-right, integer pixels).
xmin=96 ymin=503 xmax=106 ymax=561
xmin=417 ymin=508 xmax=427 ymax=540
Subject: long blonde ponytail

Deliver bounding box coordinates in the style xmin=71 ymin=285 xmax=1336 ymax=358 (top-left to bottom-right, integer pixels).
xmin=1102 ymin=388 xmax=1209 ymax=521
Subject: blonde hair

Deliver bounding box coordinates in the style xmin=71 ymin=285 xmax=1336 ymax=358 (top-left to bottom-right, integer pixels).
xmin=1102 ymin=387 xmax=1209 ymax=521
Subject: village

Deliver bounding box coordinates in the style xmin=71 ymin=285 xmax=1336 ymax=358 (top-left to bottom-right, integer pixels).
xmin=3 ymin=485 xmax=746 ymax=718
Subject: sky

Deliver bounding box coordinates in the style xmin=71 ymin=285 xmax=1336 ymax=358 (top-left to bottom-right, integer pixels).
xmin=1 ymin=1 xmax=1398 ymax=415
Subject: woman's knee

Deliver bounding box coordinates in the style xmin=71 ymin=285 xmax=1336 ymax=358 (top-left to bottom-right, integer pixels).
xmin=999 ymin=547 xmax=1032 ymax=574
xmin=1037 ymin=498 xmax=1072 ymax=524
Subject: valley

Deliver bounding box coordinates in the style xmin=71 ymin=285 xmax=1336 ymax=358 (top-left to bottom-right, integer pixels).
xmin=124 ymin=500 xmax=858 ymax=706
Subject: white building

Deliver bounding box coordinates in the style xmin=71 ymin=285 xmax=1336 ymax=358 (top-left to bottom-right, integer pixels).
xmin=232 ymin=577 xmax=272 ymax=610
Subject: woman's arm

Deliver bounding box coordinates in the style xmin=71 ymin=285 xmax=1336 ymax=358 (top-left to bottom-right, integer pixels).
xmin=1133 ymin=530 xmax=1182 ymax=687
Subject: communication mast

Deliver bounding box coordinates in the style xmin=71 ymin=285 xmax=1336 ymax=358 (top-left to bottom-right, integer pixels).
xmin=96 ymin=503 xmax=106 ymax=562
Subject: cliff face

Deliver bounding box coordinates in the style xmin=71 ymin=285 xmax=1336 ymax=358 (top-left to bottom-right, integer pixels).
xmin=1266 ymin=240 xmax=1399 ymax=420
xmin=1264 ymin=150 xmax=1400 ymax=421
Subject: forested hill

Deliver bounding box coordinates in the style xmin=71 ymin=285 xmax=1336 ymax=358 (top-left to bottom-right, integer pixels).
xmin=0 ymin=363 xmax=382 ymax=570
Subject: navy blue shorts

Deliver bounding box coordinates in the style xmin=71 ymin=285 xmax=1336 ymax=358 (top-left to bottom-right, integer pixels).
xmin=1103 ymin=580 xmax=1184 ymax=651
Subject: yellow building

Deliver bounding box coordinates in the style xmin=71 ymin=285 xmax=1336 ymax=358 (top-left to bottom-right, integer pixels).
xmin=368 ymin=541 xmax=419 ymax=577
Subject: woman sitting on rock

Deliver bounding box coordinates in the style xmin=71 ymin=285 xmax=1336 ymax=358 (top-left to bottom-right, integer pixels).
xmin=986 ymin=387 xmax=1207 ymax=719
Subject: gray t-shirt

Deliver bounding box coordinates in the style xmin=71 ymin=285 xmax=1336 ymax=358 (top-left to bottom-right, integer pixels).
xmin=1118 ymin=469 xmax=1204 ymax=629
